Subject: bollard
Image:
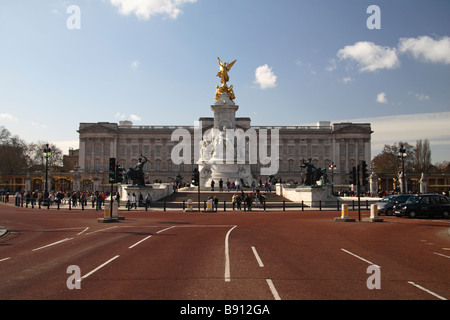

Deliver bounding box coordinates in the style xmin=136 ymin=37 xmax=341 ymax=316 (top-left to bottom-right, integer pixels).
xmin=185 ymin=199 xmax=193 ymax=212
xmin=371 ymin=204 xmax=378 ymax=219
xmin=335 ymin=203 xmax=355 ymax=222
xmin=363 ymin=204 xmax=383 ymax=222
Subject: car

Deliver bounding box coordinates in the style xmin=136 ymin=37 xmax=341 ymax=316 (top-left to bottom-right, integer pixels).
xmin=376 ymin=194 xmax=411 ymax=216
xmin=394 ymin=194 xmax=450 ymax=219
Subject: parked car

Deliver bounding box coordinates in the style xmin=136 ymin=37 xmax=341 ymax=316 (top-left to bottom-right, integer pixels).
xmin=394 ymin=194 xmax=450 ymax=219
xmin=376 ymin=194 xmax=410 ymax=216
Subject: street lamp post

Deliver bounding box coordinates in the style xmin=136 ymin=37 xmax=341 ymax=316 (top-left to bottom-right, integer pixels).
xmin=328 ymin=162 xmax=337 ymax=194
xmin=398 ymin=144 xmax=407 ymax=193
xmin=43 ymin=144 xmax=52 ymax=207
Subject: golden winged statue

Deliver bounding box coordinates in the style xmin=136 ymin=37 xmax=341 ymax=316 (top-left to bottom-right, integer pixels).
xmin=216 ymin=57 xmax=237 ymax=85
xmin=215 ymin=57 xmax=237 ymax=101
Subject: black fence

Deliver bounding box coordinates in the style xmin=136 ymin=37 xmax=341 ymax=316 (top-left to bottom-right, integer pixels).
xmin=3 ymin=195 xmax=377 ymax=212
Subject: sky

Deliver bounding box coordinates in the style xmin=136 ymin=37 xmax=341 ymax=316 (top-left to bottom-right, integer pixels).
xmin=0 ymin=0 xmax=449 ymax=163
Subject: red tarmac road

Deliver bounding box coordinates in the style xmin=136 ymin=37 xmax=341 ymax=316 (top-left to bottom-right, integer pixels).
xmin=0 ymin=202 xmax=449 ymax=300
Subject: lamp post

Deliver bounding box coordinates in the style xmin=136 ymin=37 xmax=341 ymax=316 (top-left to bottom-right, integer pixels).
xmin=43 ymin=144 xmax=52 ymax=206
xmin=328 ymin=162 xmax=337 ymax=194
xmin=398 ymin=144 xmax=407 ymax=193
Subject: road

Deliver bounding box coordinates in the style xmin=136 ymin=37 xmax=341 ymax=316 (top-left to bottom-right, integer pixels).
xmin=0 ymin=202 xmax=449 ymax=302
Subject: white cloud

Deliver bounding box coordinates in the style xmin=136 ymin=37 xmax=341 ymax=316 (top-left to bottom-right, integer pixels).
xmin=31 ymin=122 xmax=48 ymax=129
xmin=130 ymin=114 xmax=141 ymax=122
xmin=342 ymin=77 xmax=352 ymax=84
xmin=115 ymin=112 xmax=126 ymax=119
xmin=339 ymin=111 xmax=450 ymax=163
xmin=326 ymin=59 xmax=337 ymax=72
xmin=0 ymin=113 xmax=18 ymax=121
xmin=409 ymin=91 xmax=430 ymax=101
xmin=130 ymin=60 xmax=140 ymax=70
xmin=376 ymin=92 xmax=388 ymax=104
xmin=337 ymin=41 xmax=400 ymax=72
xmin=398 ymin=36 xmax=450 ymax=64
xmin=109 ymin=0 xmax=197 ymax=20
xmin=254 ymin=64 xmax=277 ymax=89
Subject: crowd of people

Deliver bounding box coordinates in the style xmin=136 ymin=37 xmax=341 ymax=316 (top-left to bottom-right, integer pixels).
xmin=208 ymin=178 xmax=274 ymax=193
xmin=0 ymin=189 xmax=114 ymax=209
xmin=206 ymin=189 xmax=268 ymax=212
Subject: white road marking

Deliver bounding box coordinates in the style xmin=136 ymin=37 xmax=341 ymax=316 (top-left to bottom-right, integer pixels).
xmin=408 ymin=281 xmax=447 ymax=300
xmin=433 ymin=252 xmax=450 ymax=259
xmin=224 ymin=225 xmax=237 ymax=282
xmin=266 ymin=279 xmax=281 ymax=300
xmin=129 ymin=235 xmax=152 ymax=249
xmin=77 ymin=227 xmax=89 ymax=235
xmin=32 ymin=238 xmax=73 ymax=251
xmin=0 ymin=257 xmax=11 ymax=262
xmin=251 ymin=246 xmax=281 ymax=300
xmin=79 ymin=255 xmax=120 ymax=281
xmin=341 ymin=248 xmax=379 ymax=267
xmin=86 ymin=226 xmax=118 ymax=235
xmin=251 ymin=246 xmax=264 ymax=267
xmin=157 ymin=226 xmax=176 ymax=233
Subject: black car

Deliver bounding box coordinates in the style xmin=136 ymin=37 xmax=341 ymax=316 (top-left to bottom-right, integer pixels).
xmin=376 ymin=194 xmax=410 ymax=216
xmin=394 ymin=194 xmax=450 ymax=219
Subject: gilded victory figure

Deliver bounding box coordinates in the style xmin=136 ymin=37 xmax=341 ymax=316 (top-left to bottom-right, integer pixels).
xmin=215 ymin=57 xmax=237 ymax=101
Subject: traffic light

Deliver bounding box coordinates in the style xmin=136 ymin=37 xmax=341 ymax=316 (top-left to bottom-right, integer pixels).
xmin=109 ymin=158 xmax=116 ymax=183
xmin=361 ymin=161 xmax=369 ymax=186
xmin=192 ymin=167 xmax=199 ymax=186
xmin=116 ymin=165 xmax=124 ymax=183
xmin=351 ymin=167 xmax=357 ymax=185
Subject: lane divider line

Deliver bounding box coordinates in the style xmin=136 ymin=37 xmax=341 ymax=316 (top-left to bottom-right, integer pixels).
xmin=77 ymin=227 xmax=89 ymax=236
xmin=79 ymin=255 xmax=120 ymax=282
xmin=266 ymin=279 xmax=281 ymax=300
xmin=157 ymin=226 xmax=176 ymax=234
xmin=129 ymin=235 xmax=152 ymax=249
xmin=340 ymin=248 xmax=379 ymax=267
xmin=32 ymin=238 xmax=73 ymax=251
xmin=433 ymin=252 xmax=450 ymax=259
xmin=224 ymin=226 xmax=237 ymax=282
xmin=251 ymin=246 xmax=264 ymax=267
xmin=408 ymin=281 xmax=447 ymax=300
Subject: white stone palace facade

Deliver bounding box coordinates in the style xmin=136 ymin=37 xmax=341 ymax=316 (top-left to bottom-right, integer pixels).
xmin=77 ymin=118 xmax=372 ymax=191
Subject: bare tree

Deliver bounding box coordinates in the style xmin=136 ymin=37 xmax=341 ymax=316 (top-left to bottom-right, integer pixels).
xmin=0 ymin=126 xmax=28 ymax=175
xmin=414 ymin=139 xmax=432 ymax=173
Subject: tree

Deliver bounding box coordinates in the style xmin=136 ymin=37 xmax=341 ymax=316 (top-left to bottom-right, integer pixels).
xmin=414 ymin=139 xmax=432 ymax=173
xmin=0 ymin=126 xmax=63 ymax=175
xmin=0 ymin=126 xmax=27 ymax=175
xmin=371 ymin=141 xmax=414 ymax=174
xmin=26 ymin=142 xmax=63 ymax=168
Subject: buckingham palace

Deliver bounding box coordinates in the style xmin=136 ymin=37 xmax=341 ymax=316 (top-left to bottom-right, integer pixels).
xmin=76 ymin=119 xmax=372 ymax=191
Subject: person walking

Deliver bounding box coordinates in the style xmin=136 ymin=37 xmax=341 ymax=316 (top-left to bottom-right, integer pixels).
xmin=131 ymin=193 xmax=137 ymax=209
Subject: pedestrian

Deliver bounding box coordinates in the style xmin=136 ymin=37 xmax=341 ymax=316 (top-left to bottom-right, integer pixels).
xmin=245 ymin=194 xmax=252 ymax=211
xmin=232 ymin=194 xmax=236 ymax=210
xmin=214 ymin=195 xmax=219 ymax=211
xmin=236 ymin=194 xmax=242 ymax=210
xmin=115 ymin=192 xmax=120 ymax=208
xmin=131 ymin=193 xmax=137 ymax=209
xmin=211 ymin=179 xmax=215 ymax=191
xmin=127 ymin=193 xmax=131 ymax=211
xmin=145 ymin=193 xmax=152 ymax=211
xmin=219 ymin=179 xmax=223 ymax=192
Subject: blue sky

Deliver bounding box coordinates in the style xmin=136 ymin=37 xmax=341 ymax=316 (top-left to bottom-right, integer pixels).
xmin=0 ymin=0 xmax=449 ymax=162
